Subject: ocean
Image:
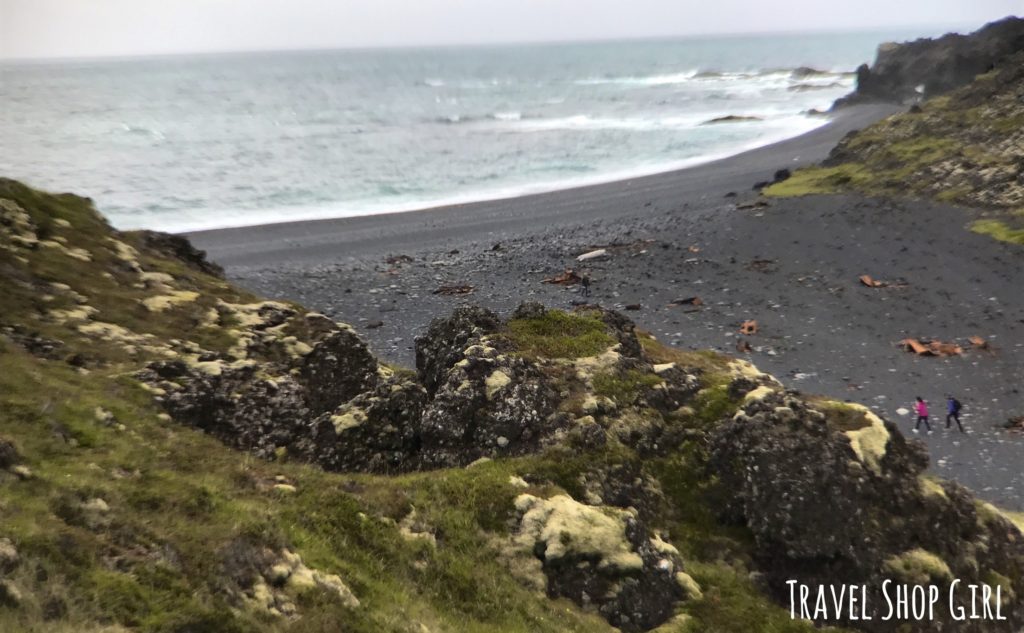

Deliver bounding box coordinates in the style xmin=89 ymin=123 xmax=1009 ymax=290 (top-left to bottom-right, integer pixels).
xmin=1 ymin=28 xmax=947 ymax=233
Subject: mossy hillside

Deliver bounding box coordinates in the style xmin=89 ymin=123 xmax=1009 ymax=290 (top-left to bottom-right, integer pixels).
xmin=0 ymin=180 xmax=864 ymax=632
xmin=0 ymin=180 xmax=261 ymax=365
xmin=0 ymin=340 xmax=843 ymax=633
xmin=764 ymin=50 xmax=1024 ymax=240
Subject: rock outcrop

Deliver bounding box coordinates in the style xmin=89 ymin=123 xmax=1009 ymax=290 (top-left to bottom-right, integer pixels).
xmin=141 ymin=302 xmax=708 ymax=476
xmin=709 ymin=384 xmax=1024 ymax=632
xmin=511 ymin=493 xmax=689 ymax=632
xmin=835 ymin=16 xmax=1024 ymax=107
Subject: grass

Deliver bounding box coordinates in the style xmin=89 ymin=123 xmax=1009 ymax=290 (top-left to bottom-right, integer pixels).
xmin=504 ymin=310 xmax=615 ymax=359
xmin=970 ymin=219 xmax=1024 ymax=245
xmin=762 ymin=164 xmax=877 ymax=197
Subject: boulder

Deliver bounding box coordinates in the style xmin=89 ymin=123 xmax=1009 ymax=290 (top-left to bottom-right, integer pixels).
xmin=511 ymin=493 xmax=687 ymax=631
xmin=415 ymin=305 xmax=501 ymax=395
xmin=709 ymin=387 xmax=1024 ymax=631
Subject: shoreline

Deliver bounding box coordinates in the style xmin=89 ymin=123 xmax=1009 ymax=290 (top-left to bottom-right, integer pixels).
xmin=188 ymin=103 xmax=898 ymax=266
xmin=170 ymin=114 xmax=830 ymax=234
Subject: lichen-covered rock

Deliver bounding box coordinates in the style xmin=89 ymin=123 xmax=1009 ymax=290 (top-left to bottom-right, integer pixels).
xmin=709 ymin=386 xmax=1024 ymax=631
xmin=139 ymin=311 xmax=378 ymax=464
xmin=415 ymin=305 xmax=501 ymax=395
xmin=300 ymin=327 xmax=379 ymax=413
xmin=0 ymin=538 xmax=19 ymax=573
xmin=416 ymin=341 xmax=563 ymax=468
xmin=221 ymin=540 xmax=359 ymax=619
xmin=511 ymin=493 xmax=686 ymax=631
xmin=303 ymin=375 xmax=428 ymax=472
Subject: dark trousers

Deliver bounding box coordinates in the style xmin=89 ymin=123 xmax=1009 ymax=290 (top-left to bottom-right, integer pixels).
xmin=915 ymin=415 xmax=931 ymax=431
xmin=946 ymin=412 xmax=963 ymax=432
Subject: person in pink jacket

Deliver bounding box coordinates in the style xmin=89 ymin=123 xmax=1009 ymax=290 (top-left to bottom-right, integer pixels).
xmin=913 ymin=396 xmax=931 ymax=433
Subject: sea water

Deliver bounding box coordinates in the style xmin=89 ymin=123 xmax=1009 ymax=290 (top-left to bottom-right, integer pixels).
xmin=0 ymin=28 xmax=949 ymax=232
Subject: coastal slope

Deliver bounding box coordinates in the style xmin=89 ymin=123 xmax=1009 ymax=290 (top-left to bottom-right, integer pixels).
xmin=3 ymin=179 xmax=1023 ymax=632
xmin=769 ymin=48 xmax=1024 ymax=242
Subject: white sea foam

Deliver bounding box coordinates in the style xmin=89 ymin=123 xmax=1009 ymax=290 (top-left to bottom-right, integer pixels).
xmin=160 ymin=113 xmax=830 ymax=234
xmin=574 ymin=70 xmax=699 ymax=86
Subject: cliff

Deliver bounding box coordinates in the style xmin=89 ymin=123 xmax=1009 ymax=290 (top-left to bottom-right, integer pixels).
xmin=0 ymin=178 xmax=1022 ymax=632
xmin=835 ymin=16 xmax=1024 ymax=107
xmin=769 ymin=48 xmax=1024 ymax=244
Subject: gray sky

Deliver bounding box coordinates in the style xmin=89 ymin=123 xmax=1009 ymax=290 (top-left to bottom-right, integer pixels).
xmin=1 ymin=0 xmax=1021 ymax=59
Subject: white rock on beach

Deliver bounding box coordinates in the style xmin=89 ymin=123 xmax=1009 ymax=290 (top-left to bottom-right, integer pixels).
xmin=577 ymin=249 xmax=608 ymax=262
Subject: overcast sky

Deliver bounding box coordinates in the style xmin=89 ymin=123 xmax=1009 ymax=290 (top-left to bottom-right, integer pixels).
xmin=1 ymin=0 xmax=1021 ymax=59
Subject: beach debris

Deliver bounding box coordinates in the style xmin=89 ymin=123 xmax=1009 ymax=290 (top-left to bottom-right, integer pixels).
xmin=433 ymin=284 xmax=474 ymax=296
xmin=385 ymin=254 xmax=413 ymax=265
xmin=747 ymin=258 xmax=778 ymax=273
xmin=739 ymin=320 xmax=758 ymax=335
xmin=576 ymin=248 xmax=608 ymax=262
xmin=858 ymin=274 xmax=906 ymax=288
xmin=688 ymin=245 xmax=701 ymax=253
xmin=667 ymin=294 xmax=700 ymax=305
xmin=859 ymin=274 xmax=888 ymax=288
xmin=736 ymin=339 xmax=753 ymax=353
xmin=542 ymin=269 xmax=583 ymax=286
xmin=899 ymin=338 xmax=962 ymax=357
xmin=1005 ymin=415 xmax=1024 ymax=432
xmin=968 ymin=335 xmax=992 ymax=351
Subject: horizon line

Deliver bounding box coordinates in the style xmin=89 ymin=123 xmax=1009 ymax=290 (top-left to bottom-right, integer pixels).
xmin=0 ymin=20 xmax=984 ymax=64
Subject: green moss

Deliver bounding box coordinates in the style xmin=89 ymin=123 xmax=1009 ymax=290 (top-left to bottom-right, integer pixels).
xmin=970 ymin=219 xmax=1024 ymax=245
xmin=763 ymin=164 xmax=877 ymax=197
xmin=883 ymin=549 xmax=953 ymax=585
xmin=679 ymin=562 xmax=846 ymax=633
xmin=592 ymin=369 xmax=662 ymax=405
xmin=505 ymin=310 xmax=615 ymax=359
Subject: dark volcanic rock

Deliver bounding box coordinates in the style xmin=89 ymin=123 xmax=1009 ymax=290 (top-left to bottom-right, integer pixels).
xmin=513 ymin=493 xmax=689 ymax=632
xmin=416 ymin=340 xmax=563 ymax=468
xmin=415 ymin=305 xmax=502 ymax=395
xmin=709 ymin=387 xmax=1024 ymax=632
xmin=835 ymin=16 xmax=1024 ymax=107
xmin=301 ymin=327 xmax=379 ymax=413
xmin=0 ymin=437 xmax=20 ymax=469
xmin=136 ymin=230 xmax=225 ymax=278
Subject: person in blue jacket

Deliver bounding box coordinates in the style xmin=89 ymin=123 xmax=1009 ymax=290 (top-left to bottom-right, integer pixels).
xmin=945 ymin=395 xmax=964 ymax=433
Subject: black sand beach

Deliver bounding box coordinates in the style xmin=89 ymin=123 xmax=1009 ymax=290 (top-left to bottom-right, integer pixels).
xmin=190 ymin=104 xmax=1024 ymax=511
